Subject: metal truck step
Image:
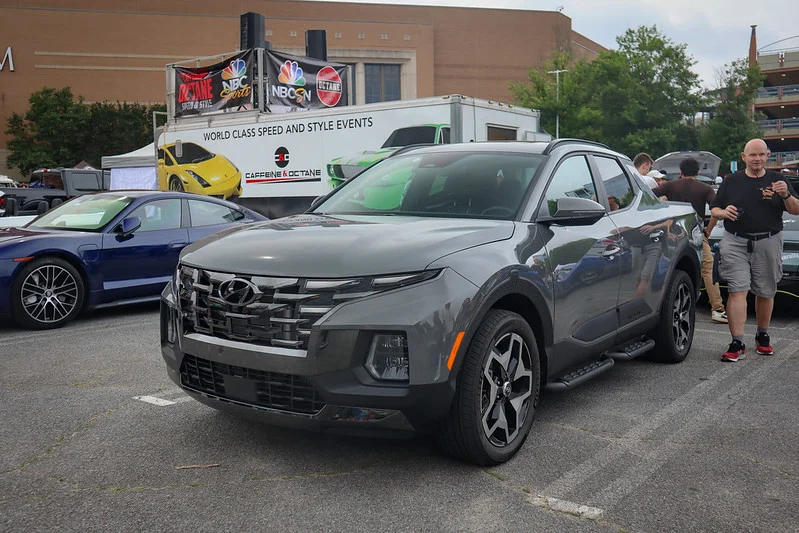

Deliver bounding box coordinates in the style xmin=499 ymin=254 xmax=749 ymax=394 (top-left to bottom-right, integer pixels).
xmin=545 ymin=357 xmax=615 ymax=391
xmin=606 ymin=338 xmax=656 ymax=360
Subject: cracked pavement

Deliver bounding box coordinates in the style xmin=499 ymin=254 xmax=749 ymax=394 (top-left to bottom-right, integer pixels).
xmin=1 ymin=301 xmax=797 ymax=532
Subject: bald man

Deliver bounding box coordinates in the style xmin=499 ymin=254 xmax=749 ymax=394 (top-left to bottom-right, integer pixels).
xmin=711 ymin=139 xmax=799 ymax=362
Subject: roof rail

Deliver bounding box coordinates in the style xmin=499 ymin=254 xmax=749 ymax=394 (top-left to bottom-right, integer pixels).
xmin=542 ymin=138 xmax=610 ymax=155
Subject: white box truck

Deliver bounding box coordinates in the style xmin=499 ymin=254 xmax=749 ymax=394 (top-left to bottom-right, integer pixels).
xmin=156 ymin=95 xmax=549 ymax=218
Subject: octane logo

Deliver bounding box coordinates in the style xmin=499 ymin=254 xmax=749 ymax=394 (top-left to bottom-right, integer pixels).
xmin=317 ymin=66 xmax=343 ymax=107
xmin=219 ymin=278 xmax=260 ymax=306
xmin=278 ymin=61 xmax=305 ymax=86
xmin=274 ymin=147 xmax=290 ymax=168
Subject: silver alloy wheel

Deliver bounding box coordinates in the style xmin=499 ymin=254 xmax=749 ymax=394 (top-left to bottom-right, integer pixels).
xmin=671 ymin=282 xmax=692 ymax=352
xmin=169 ymin=177 xmax=184 ymax=192
xmin=20 ymin=264 xmax=79 ymax=324
xmin=480 ymin=331 xmax=533 ymax=447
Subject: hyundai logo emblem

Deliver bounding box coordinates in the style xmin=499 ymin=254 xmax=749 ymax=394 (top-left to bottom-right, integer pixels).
xmin=218 ymin=278 xmax=260 ymax=306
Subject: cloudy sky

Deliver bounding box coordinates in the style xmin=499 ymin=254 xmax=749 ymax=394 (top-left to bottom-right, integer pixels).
xmin=311 ymin=0 xmax=799 ymax=89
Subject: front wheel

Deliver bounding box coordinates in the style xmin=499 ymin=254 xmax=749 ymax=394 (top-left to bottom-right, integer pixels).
xmin=169 ymin=176 xmax=185 ymax=192
xmin=439 ymin=309 xmax=541 ymax=465
xmin=649 ymin=269 xmax=695 ymax=363
xmin=11 ymin=257 xmax=85 ymax=329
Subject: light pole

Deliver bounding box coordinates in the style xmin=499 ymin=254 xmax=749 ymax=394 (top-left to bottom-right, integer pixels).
xmin=547 ymin=69 xmax=568 ymax=139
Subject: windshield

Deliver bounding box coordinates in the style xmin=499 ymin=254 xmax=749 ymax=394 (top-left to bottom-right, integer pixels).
xmin=381 ymin=126 xmax=438 ymax=148
xmin=167 ymin=142 xmax=214 ymax=165
xmin=27 ymin=194 xmax=135 ymax=232
xmin=314 ymin=150 xmax=544 ymax=219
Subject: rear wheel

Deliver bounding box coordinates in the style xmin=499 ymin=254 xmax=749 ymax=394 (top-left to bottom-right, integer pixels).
xmin=169 ymin=176 xmax=184 ymax=192
xmin=439 ymin=309 xmax=541 ymax=465
xmin=650 ymin=270 xmax=695 ymax=363
xmin=11 ymin=257 xmax=85 ymax=330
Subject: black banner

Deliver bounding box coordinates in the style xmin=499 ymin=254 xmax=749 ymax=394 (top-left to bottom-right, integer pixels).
xmin=174 ymin=50 xmax=254 ymax=117
xmin=266 ymin=51 xmax=348 ymax=113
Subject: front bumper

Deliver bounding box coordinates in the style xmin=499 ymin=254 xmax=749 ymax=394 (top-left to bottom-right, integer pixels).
xmin=160 ymin=267 xmax=478 ymax=434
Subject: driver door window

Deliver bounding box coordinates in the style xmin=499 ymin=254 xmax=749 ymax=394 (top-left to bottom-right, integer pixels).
xmin=128 ymin=199 xmax=182 ymax=231
xmin=543 ymin=156 xmax=598 ymax=216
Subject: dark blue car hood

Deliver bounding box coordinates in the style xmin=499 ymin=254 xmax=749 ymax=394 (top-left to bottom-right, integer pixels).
xmin=0 ymin=226 xmax=99 ymax=253
xmin=180 ymin=214 xmax=515 ymax=277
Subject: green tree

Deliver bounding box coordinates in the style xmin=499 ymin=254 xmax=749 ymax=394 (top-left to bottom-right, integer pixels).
xmin=510 ymin=25 xmax=704 ymax=157
xmin=699 ymin=59 xmax=763 ymax=174
xmin=5 ymin=87 xmax=165 ymax=176
xmin=5 ymin=88 xmax=89 ymax=175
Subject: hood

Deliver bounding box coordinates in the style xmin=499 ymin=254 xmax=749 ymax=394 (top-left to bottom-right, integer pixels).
xmin=332 ymin=149 xmax=396 ymax=168
xmin=654 ymin=151 xmax=721 ymax=179
xmin=180 ymin=214 xmax=515 ymax=277
xmin=184 ymin=155 xmax=237 ymax=179
xmin=0 ymin=226 xmax=94 ymax=250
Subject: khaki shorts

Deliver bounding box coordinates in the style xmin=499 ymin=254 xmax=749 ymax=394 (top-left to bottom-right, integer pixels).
xmin=719 ymin=231 xmax=783 ymax=297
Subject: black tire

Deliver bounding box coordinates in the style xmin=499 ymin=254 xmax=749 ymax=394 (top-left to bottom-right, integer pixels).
xmin=11 ymin=256 xmax=85 ymax=330
xmin=649 ymin=269 xmax=695 ymax=363
xmin=439 ymin=309 xmax=541 ymax=465
xmin=169 ymin=176 xmax=184 ymax=192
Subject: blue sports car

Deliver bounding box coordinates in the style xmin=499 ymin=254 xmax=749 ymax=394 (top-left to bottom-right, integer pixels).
xmin=0 ymin=191 xmax=266 ymax=329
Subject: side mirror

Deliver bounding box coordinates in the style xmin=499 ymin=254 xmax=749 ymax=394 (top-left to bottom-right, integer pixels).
xmin=538 ymin=197 xmax=606 ymax=226
xmin=117 ymin=216 xmax=142 ymax=236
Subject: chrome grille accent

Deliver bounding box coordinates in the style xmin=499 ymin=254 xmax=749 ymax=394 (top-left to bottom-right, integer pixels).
xmin=177 ymin=266 xmax=376 ymax=351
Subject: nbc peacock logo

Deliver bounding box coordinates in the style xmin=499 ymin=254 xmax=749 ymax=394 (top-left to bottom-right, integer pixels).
xmin=220 ymin=58 xmax=250 ymax=99
xmin=278 ymin=61 xmax=306 ymax=86
xmin=222 ymin=58 xmax=247 ymax=80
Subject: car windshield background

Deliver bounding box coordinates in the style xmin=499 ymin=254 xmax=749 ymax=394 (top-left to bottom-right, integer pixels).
xmin=28 ymin=195 xmax=135 ymax=231
xmin=381 ymin=126 xmax=438 ymax=148
xmin=167 ymin=143 xmax=214 ymax=165
xmin=316 ymin=151 xmax=543 ymax=219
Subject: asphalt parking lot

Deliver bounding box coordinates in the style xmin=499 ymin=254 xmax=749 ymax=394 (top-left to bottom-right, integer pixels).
xmin=1 ymin=300 xmax=797 ymax=532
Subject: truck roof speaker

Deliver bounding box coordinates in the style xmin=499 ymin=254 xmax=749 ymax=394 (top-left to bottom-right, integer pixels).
xmin=306 ymin=30 xmax=328 ymax=61
xmin=240 ymin=12 xmax=265 ymax=50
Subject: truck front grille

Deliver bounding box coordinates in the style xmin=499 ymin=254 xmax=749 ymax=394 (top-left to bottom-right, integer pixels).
xmin=177 ymin=266 xmax=375 ymax=351
xmin=180 ymin=354 xmax=324 ymax=415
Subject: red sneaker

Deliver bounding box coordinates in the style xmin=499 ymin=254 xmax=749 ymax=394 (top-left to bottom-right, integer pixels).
xmin=755 ymin=333 xmax=774 ymax=355
xmin=721 ymin=340 xmax=746 ymax=362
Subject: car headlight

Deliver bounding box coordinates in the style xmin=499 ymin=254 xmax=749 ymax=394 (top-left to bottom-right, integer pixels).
xmin=366 ymin=333 xmax=409 ymax=381
xmin=186 ymin=170 xmax=211 ymax=188
xmin=371 ymin=270 xmax=441 ymax=290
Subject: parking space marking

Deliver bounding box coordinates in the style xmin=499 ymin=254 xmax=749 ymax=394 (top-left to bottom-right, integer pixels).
xmin=542 ymin=362 xmax=744 ymax=498
xmin=529 ymin=495 xmax=604 ymax=519
xmin=590 ymin=340 xmax=799 ymax=511
xmin=134 ymin=388 xmax=193 ymax=406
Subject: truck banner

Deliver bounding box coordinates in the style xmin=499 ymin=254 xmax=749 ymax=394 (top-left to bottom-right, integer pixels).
xmin=174 ymin=50 xmax=254 ymax=117
xmin=266 ymin=50 xmax=348 ymax=113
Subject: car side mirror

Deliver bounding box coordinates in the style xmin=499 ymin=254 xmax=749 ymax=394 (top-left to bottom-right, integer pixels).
xmin=538 ymin=197 xmax=606 ymax=226
xmin=117 ymin=216 xmax=142 ymax=236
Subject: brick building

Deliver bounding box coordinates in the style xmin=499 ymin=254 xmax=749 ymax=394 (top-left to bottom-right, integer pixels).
xmin=0 ymin=0 xmax=604 ymax=179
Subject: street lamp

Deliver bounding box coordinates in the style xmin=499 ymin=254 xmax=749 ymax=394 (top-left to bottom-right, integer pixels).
xmin=547 ymin=69 xmax=568 ymax=139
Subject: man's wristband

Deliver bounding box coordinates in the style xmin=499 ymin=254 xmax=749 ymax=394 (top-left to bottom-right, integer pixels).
xmin=782 ymin=193 xmax=791 ymax=199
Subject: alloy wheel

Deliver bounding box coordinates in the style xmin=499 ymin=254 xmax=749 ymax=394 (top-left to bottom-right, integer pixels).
xmin=671 ymin=282 xmax=692 ymax=352
xmin=20 ymin=264 xmax=79 ymax=324
xmin=480 ymin=332 xmax=533 ymax=447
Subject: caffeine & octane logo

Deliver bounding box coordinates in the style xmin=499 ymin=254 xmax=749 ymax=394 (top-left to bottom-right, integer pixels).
xmin=274 ymin=147 xmax=290 ymax=168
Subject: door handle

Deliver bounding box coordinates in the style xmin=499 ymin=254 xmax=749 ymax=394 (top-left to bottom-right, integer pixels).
xmin=168 ymin=241 xmax=188 ymax=249
xmin=602 ymin=246 xmax=621 ymax=258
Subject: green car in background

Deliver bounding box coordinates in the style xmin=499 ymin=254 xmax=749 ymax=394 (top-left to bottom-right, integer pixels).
xmin=327 ymin=124 xmax=451 ymax=190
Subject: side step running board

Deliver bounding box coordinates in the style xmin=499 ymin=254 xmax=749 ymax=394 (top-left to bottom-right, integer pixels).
xmin=606 ymin=338 xmax=656 ymax=360
xmin=545 ymin=357 xmax=615 ymax=391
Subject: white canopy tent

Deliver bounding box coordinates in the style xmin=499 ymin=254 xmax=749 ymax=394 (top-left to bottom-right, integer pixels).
xmin=101 ymin=143 xmax=158 ymax=190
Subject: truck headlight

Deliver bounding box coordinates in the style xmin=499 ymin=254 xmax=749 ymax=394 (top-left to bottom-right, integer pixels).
xmin=366 ymin=333 xmax=409 ymax=382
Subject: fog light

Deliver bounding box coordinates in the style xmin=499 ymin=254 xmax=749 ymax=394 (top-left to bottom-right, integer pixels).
xmin=366 ymin=333 xmax=409 ymax=381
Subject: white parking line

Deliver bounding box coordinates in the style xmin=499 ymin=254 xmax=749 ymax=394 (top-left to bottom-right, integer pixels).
xmin=529 ymin=496 xmax=604 ymax=519
xmin=134 ymin=388 xmax=194 ymax=406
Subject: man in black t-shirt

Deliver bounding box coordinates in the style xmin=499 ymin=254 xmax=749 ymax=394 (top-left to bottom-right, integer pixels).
xmin=710 ymin=138 xmax=799 ymax=362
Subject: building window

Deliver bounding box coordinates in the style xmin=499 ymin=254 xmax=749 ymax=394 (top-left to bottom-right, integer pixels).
xmin=381 ymin=33 xmax=389 ymax=40
xmin=358 ymin=33 xmax=366 ymax=40
xmin=290 ymin=30 xmax=297 ymax=37
xmin=335 ymin=32 xmax=342 ymax=39
xmin=365 ymin=64 xmax=401 ymax=103
xmin=265 ymin=30 xmax=273 ymax=37
xmin=404 ymin=34 xmax=411 ymax=41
